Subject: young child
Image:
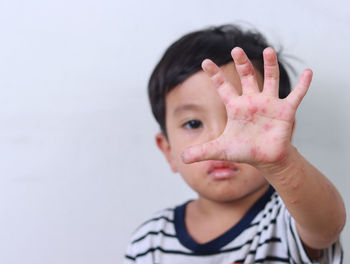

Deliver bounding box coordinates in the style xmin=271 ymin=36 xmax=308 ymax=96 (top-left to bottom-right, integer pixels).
xmin=124 ymin=24 xmax=346 ymax=263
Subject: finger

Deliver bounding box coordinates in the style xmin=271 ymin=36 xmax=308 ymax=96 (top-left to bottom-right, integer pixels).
xmin=202 ymin=59 xmax=238 ymax=104
xmin=182 ymin=139 xmax=226 ymax=164
xmin=262 ymin=47 xmax=279 ymax=97
xmin=286 ymin=69 xmax=313 ymax=108
xmin=231 ymin=47 xmax=260 ymax=94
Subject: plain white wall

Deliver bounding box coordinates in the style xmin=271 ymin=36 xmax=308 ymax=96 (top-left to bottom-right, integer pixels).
xmin=0 ymin=0 xmax=349 ymax=263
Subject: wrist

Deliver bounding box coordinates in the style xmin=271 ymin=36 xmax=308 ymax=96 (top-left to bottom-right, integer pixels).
xmin=256 ymin=144 xmax=300 ymax=177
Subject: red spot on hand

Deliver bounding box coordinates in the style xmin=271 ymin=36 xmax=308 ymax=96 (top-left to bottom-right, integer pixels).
xmin=243 ymin=105 xmax=258 ymax=122
xmin=276 ymin=150 xmax=287 ymax=161
xmin=263 ymin=123 xmax=272 ymax=132
xmin=248 ymin=105 xmax=258 ymax=114
xmin=250 ymin=147 xmax=257 ymax=157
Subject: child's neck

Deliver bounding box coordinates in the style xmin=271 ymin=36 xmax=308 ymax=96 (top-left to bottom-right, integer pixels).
xmin=185 ymin=184 xmax=269 ymax=244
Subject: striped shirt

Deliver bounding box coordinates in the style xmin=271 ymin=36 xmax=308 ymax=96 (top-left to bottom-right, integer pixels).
xmin=124 ymin=187 xmax=343 ymax=263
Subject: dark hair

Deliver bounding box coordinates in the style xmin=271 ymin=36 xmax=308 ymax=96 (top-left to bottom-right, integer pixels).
xmin=148 ymin=24 xmax=292 ymax=135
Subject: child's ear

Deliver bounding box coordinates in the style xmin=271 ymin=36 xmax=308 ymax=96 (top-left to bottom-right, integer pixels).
xmin=155 ymin=133 xmax=178 ymax=173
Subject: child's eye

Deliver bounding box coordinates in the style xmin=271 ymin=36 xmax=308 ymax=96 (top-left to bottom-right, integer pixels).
xmin=183 ymin=120 xmax=203 ymax=130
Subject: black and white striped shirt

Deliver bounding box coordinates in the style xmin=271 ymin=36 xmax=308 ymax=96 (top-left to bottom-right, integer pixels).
xmin=124 ymin=187 xmax=343 ymax=263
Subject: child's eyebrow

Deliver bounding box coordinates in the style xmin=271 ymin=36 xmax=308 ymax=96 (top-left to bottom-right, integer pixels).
xmin=173 ymin=103 xmax=204 ymax=116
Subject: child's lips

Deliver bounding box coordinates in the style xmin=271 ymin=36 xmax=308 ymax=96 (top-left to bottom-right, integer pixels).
xmin=207 ymin=161 xmax=239 ymax=180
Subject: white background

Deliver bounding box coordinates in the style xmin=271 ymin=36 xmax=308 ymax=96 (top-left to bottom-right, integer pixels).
xmin=0 ymin=0 xmax=349 ymax=263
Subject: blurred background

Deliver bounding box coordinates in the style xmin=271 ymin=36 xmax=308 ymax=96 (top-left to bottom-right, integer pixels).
xmin=0 ymin=0 xmax=349 ymax=263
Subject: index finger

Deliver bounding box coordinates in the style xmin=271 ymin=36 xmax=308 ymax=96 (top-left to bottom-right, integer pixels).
xmin=202 ymin=59 xmax=239 ymax=104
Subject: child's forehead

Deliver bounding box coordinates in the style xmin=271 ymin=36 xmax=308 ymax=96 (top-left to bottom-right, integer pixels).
xmin=167 ymin=62 xmax=242 ymax=98
xmin=164 ymin=68 xmax=229 ymax=112
xmin=167 ymin=70 xmax=217 ymax=100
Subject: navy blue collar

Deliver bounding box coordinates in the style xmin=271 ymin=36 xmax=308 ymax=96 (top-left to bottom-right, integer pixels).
xmin=174 ymin=185 xmax=275 ymax=254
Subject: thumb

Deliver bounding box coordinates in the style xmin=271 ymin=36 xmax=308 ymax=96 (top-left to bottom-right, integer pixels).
xmin=182 ymin=140 xmax=225 ymax=164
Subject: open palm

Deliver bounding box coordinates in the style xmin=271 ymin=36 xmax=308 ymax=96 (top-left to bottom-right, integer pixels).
xmin=182 ymin=47 xmax=313 ymax=166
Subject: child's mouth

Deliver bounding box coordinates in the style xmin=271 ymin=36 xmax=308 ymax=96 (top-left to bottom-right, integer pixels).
xmin=207 ymin=161 xmax=239 ymax=180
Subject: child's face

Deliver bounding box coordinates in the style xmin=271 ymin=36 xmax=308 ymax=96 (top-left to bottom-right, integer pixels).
xmin=156 ymin=62 xmax=268 ymax=203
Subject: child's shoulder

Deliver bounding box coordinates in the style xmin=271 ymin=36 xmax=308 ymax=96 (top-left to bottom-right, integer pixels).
xmin=128 ymin=202 xmax=185 ymax=244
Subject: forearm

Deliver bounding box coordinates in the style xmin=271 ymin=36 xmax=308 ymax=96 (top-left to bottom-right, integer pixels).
xmin=258 ymin=145 xmax=346 ymax=249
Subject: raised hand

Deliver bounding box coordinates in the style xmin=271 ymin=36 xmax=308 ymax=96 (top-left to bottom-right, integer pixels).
xmin=182 ymin=47 xmax=313 ymax=167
